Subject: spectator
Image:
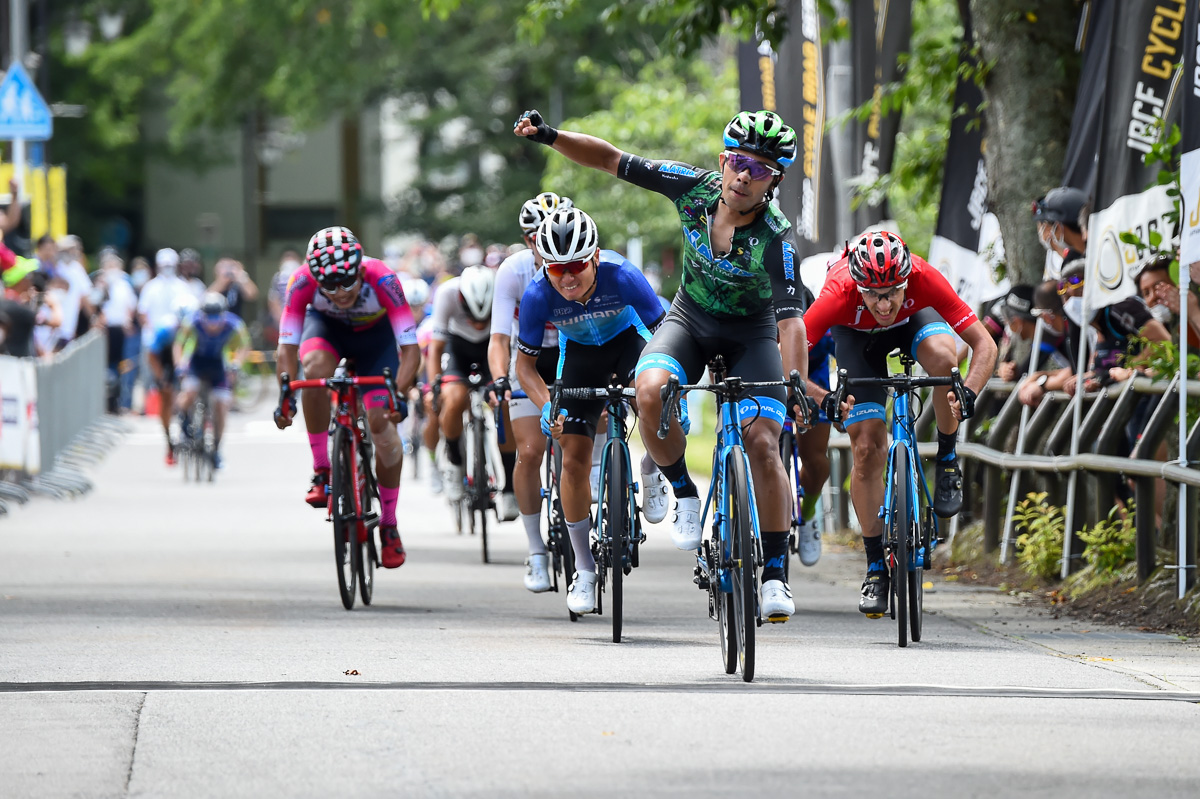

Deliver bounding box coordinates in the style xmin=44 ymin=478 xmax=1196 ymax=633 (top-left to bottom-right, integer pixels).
xmin=130 ymin=256 xmax=153 ymax=294
xmin=34 ymin=234 xmax=56 ymax=277
xmin=179 ymin=249 xmax=207 ymax=301
xmin=209 ymin=256 xmax=259 ymax=321
xmin=1134 ymin=252 xmax=1200 ymax=348
xmin=2 ymin=179 xmax=20 ymax=235
xmin=0 ymin=257 xmax=44 ymax=357
xmin=52 ymin=235 xmax=95 ymax=350
xmin=138 ymin=249 xmax=191 ymax=349
xmin=1016 ymin=271 xmax=1081 ymax=407
xmin=1032 ymin=187 xmax=1088 ymax=257
xmin=266 ymin=248 xmax=302 ymax=345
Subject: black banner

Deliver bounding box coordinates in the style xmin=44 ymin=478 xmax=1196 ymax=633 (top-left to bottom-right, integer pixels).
xmin=772 ymin=0 xmax=838 ymax=257
xmin=1085 ymin=0 xmax=1185 ymax=308
xmin=1062 ymin=0 xmax=1115 ymax=195
xmin=932 ymin=73 xmax=987 ymax=251
xmin=852 ymin=0 xmax=913 ymax=233
xmin=737 ymin=38 xmax=774 ymax=114
xmin=1179 ymin=1 xmax=1200 ymax=264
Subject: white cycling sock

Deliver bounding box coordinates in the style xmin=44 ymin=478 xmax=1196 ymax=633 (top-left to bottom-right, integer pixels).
xmin=522 ymin=513 xmax=547 ymax=556
xmin=567 ymin=518 xmax=595 ymax=573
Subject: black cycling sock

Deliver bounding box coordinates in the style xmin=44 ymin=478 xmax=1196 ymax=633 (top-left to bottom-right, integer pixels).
xmin=501 ymin=450 xmax=516 ymax=489
xmin=761 ymin=531 xmax=789 ymax=583
xmin=445 ymin=436 xmax=463 ymax=467
xmin=937 ymin=430 xmax=957 ymax=462
xmin=659 ymin=455 xmax=697 ymax=499
xmin=863 ymin=535 xmax=887 ymax=576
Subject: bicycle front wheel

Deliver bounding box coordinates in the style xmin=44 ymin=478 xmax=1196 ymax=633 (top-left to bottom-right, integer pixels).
xmin=474 ymin=417 xmax=490 ymax=564
xmin=727 ymin=447 xmax=756 ymax=682
xmin=604 ymin=440 xmax=628 ymax=643
xmin=358 ymin=441 xmax=378 ymax=606
xmin=331 ymin=426 xmax=359 ymax=610
xmin=890 ymin=443 xmax=910 ymax=647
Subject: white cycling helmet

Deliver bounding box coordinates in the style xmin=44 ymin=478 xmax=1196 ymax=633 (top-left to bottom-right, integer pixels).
xmin=518 ymin=191 xmax=574 ymax=235
xmin=535 ymin=207 xmax=598 ymax=263
xmin=458 ymin=266 xmax=495 ymax=323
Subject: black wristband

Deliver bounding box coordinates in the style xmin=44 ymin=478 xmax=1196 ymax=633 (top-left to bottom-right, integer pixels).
xmin=516 ymin=109 xmax=558 ymax=146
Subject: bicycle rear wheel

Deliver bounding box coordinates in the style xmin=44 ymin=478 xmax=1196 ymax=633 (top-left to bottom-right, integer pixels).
xmin=779 ymin=425 xmax=797 ymax=581
xmin=331 ymin=426 xmax=359 ymax=610
xmin=890 ymin=443 xmax=910 ymax=647
xmin=604 ymin=440 xmax=628 ymax=643
xmin=727 ymin=447 xmax=756 ymax=682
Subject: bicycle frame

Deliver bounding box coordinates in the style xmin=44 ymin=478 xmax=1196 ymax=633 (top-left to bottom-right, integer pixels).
xmin=880 ymin=379 xmax=938 ymax=569
xmin=698 ymin=395 xmax=764 ymax=595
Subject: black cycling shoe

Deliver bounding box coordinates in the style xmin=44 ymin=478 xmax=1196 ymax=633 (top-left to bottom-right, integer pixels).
xmin=859 ymin=573 xmax=889 ymax=616
xmin=933 ymin=459 xmax=963 ymax=518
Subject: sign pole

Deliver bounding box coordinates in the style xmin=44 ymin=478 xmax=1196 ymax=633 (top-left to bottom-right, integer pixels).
xmin=9 ymin=0 xmax=27 ymax=199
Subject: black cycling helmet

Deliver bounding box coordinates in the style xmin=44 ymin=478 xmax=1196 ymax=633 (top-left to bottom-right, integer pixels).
xmin=723 ymin=110 xmax=797 ymax=169
xmin=1032 ymin=187 xmax=1088 ymax=232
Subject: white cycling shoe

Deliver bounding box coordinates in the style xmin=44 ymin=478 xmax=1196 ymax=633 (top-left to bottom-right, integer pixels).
xmin=429 ymin=463 xmax=444 ymax=495
xmin=761 ymin=579 xmax=794 ymax=623
xmin=641 ymin=468 xmax=670 ymax=524
xmin=567 ymin=570 xmax=597 ymax=614
xmin=796 ymin=516 xmax=822 ymax=567
xmin=442 ymin=464 xmax=465 ymax=502
xmin=524 ymin=554 xmax=552 ymax=593
xmin=670 ymin=497 xmax=702 ymax=551
xmin=497 ymin=491 xmax=520 ymax=522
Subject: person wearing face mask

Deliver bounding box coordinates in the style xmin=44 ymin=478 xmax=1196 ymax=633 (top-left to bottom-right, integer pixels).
xmin=1032 ymin=187 xmax=1089 ymax=256
xmin=1135 ymin=253 xmax=1200 ymax=349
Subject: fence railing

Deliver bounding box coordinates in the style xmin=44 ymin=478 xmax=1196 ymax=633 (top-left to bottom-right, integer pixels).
xmin=824 ymin=375 xmax=1199 ymax=598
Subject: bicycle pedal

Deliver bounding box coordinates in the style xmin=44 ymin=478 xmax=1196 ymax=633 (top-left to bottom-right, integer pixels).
xmin=865 ymin=613 xmax=884 ymax=620
xmin=765 ymin=614 xmax=790 ymax=624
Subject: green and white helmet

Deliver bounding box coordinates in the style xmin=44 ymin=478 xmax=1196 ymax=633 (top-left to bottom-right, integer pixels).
xmin=723 ymin=110 xmax=796 ymax=169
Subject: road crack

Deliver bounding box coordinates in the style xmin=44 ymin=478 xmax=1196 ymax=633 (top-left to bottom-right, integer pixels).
xmin=123 ymin=692 xmax=147 ymax=797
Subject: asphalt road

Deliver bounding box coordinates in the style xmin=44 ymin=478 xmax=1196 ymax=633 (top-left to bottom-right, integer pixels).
xmin=3 ymin=410 xmax=1200 ymax=798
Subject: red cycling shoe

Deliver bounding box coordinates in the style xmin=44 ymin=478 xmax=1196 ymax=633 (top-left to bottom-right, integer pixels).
xmin=379 ymin=526 xmax=406 ymax=569
xmin=305 ymin=468 xmax=330 ymax=508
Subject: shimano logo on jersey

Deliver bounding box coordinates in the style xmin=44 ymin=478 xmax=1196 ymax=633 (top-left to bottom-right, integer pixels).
xmin=685 ymin=230 xmax=754 ymax=277
xmin=557 ymin=307 xmax=627 ymax=326
xmin=657 ymin=163 xmax=698 ymax=177
xmin=782 ymin=241 xmax=795 ymax=281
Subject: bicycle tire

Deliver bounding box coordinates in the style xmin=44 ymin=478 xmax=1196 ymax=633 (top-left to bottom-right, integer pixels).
xmin=715 ymin=538 xmax=737 ymax=674
xmin=475 ymin=415 xmax=490 ymax=564
xmin=202 ymin=399 xmax=216 ymax=483
xmin=727 ymin=447 xmax=756 ymax=682
xmin=890 ymin=443 xmax=910 ymax=648
xmin=358 ymin=441 xmax=378 ymax=607
xmin=605 ymin=439 xmax=627 ymax=643
xmin=779 ymin=425 xmax=797 ymax=582
xmin=331 ymin=425 xmax=359 ymax=610
xmin=910 ymin=505 xmax=929 ymax=642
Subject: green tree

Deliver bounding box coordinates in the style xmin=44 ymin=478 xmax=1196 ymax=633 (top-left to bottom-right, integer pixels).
xmin=539 ymin=52 xmax=738 ymax=272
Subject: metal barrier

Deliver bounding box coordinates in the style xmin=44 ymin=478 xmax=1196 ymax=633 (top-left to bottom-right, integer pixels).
xmin=824 ymin=376 xmax=1199 ymax=596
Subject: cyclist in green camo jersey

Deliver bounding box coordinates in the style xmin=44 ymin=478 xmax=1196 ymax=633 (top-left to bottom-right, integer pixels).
xmin=515 ymin=109 xmax=810 ymax=623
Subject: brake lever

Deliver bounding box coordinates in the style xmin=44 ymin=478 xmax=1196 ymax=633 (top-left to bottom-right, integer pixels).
xmin=657 ymin=375 xmax=680 ymax=440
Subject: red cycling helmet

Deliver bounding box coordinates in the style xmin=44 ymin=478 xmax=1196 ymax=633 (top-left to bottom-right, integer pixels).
xmin=848 ymin=231 xmax=912 ymax=288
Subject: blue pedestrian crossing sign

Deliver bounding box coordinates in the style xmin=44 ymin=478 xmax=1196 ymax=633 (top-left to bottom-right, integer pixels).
xmin=0 ymin=63 xmax=53 ymax=141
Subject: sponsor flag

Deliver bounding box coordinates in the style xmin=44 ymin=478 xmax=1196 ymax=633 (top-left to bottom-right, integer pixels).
xmin=771 ymin=0 xmax=839 ymax=258
xmin=926 ymin=13 xmax=1008 ymax=310
xmin=851 ymin=0 xmax=912 ymax=234
xmin=737 ymin=38 xmax=775 ymax=114
xmin=1062 ymin=0 xmax=1116 ymax=196
xmin=1084 ymin=0 xmax=1185 ymax=311
xmin=1180 ymin=1 xmax=1200 ymax=266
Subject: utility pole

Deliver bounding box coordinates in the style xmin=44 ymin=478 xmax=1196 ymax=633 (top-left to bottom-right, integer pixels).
xmin=8 ymin=0 xmax=29 ymax=199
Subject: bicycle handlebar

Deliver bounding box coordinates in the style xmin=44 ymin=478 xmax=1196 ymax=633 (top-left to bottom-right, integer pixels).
xmin=275 ymin=368 xmax=403 ymax=425
xmin=657 ymin=371 xmax=809 ymax=439
xmin=827 ymin=366 xmax=965 ymax=425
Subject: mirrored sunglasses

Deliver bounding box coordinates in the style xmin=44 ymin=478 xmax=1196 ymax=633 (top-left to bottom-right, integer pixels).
xmin=319 ymin=272 xmax=359 ymax=294
xmin=545 ymin=259 xmax=592 ymax=278
xmin=723 ymin=151 xmax=782 ymax=181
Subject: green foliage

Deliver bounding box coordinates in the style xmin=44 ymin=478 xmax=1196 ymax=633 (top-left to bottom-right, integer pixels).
xmin=542 ymin=54 xmax=738 ymax=265
xmin=1118 ymin=120 xmax=1181 ymax=269
xmin=1077 ymin=504 xmax=1136 ymax=575
xmin=1012 ymin=491 xmax=1065 ymax=581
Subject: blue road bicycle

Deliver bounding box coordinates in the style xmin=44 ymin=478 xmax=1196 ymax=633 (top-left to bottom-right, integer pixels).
xmin=550 ymin=379 xmax=643 ymax=642
xmin=659 ymin=356 xmax=809 ymax=682
xmin=826 ymin=352 xmax=967 ymax=647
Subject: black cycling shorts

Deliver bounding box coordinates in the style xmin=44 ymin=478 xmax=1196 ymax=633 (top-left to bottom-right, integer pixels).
xmin=441 ymin=335 xmax=491 ymax=383
xmin=558 ymin=326 xmax=646 ymax=438
xmin=635 ymin=291 xmax=787 ymax=427
xmin=831 ymin=307 xmax=954 ymax=427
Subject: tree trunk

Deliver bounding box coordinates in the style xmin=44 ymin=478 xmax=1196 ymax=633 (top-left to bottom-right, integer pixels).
xmin=970 ymin=1 xmax=1080 ymax=285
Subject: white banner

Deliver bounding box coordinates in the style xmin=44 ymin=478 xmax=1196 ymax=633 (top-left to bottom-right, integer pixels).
xmin=928 ymin=213 xmax=1009 ymax=312
xmin=1181 ymin=148 xmax=1200 ymax=266
xmin=0 ymin=356 xmax=39 ymax=473
xmin=1084 ymin=184 xmax=1174 ymax=310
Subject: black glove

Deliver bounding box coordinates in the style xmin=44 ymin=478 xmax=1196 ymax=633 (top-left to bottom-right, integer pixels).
xmin=515 ymin=109 xmax=558 ymax=146
xmin=821 ymin=392 xmax=842 ymax=423
xmin=959 ymin=385 xmax=977 ymax=420
xmin=486 ymin=376 xmax=511 ymax=405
